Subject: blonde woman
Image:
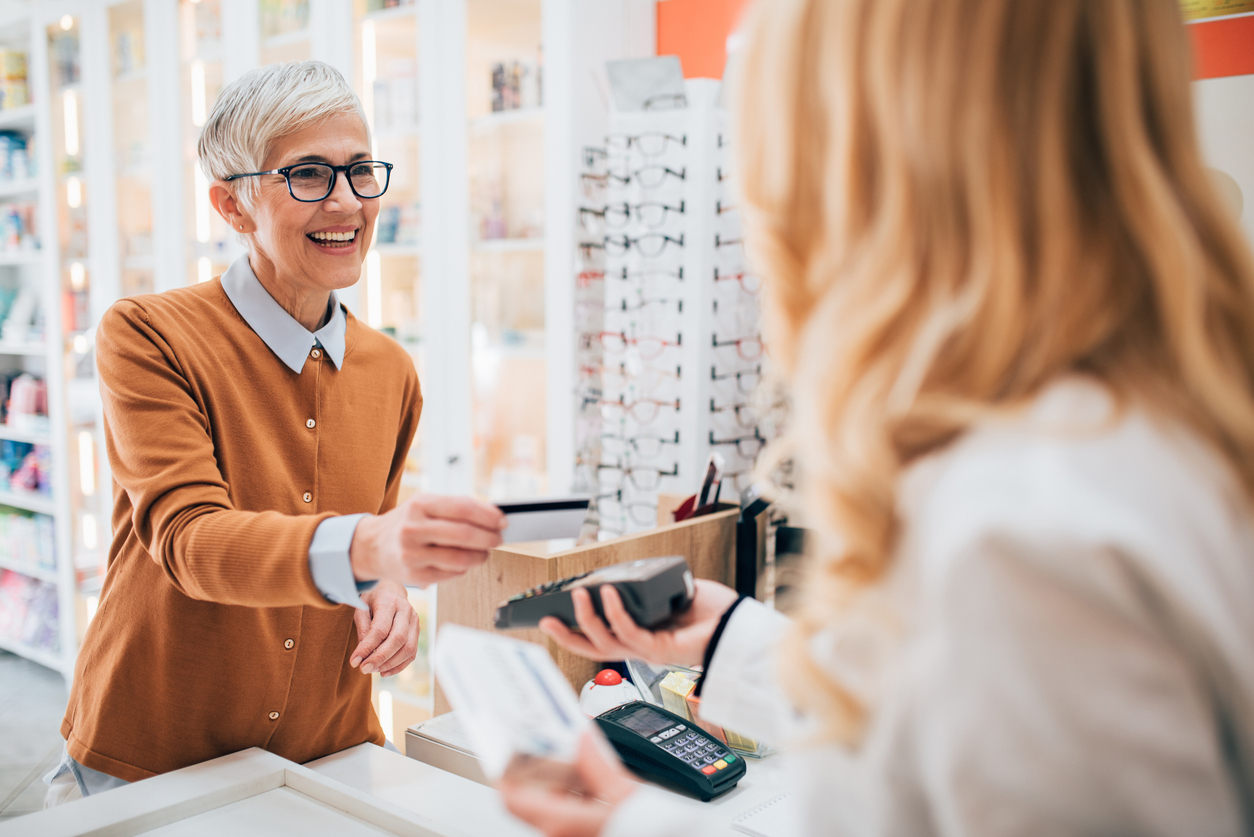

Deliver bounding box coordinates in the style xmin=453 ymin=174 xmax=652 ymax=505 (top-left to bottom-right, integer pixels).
xmin=500 ymin=0 xmax=1254 ymax=834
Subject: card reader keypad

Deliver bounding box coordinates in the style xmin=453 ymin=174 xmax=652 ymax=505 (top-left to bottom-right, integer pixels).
xmin=649 ymin=723 xmax=737 ymax=776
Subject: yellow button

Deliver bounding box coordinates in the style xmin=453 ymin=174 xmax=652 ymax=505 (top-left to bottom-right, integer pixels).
xmin=302 ymin=492 xmax=312 ymax=503
xmin=306 ymin=419 xmax=316 ymax=429
xmin=310 ymin=348 xmax=321 ymax=359
xmin=713 ymin=759 xmax=728 ymax=770
xmin=284 ymin=639 xmax=294 ymax=650
xmin=268 ymin=711 xmax=280 ymax=721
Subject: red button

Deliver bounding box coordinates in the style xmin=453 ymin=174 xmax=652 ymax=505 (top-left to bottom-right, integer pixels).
xmin=594 ymin=670 xmax=623 ymax=686
xmin=701 ymin=765 xmax=717 ymax=775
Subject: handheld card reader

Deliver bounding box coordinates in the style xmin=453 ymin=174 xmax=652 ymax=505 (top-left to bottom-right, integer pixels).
xmin=596 ymin=701 xmax=746 ymax=801
xmin=493 ymin=556 xmax=695 ymax=630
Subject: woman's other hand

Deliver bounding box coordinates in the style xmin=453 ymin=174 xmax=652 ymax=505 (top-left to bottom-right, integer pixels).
xmin=500 ymin=732 xmax=637 ymax=837
xmin=350 ymin=494 xmax=507 ymax=587
xmin=539 ymin=579 xmax=740 ymax=668
xmin=351 ymin=580 xmax=420 ymax=676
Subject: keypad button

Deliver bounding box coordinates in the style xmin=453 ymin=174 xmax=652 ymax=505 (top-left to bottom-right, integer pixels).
xmin=675 ymin=725 xmax=686 ymax=731
xmin=714 ymin=759 xmax=728 ymax=770
xmin=701 ymin=766 xmax=717 ymax=775
xmin=650 ymin=736 xmax=662 ymax=744
xmin=723 ymin=754 xmax=737 ymax=763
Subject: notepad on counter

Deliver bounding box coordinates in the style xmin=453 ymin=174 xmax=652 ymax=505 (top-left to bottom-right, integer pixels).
xmin=731 ymin=792 xmax=799 ymax=837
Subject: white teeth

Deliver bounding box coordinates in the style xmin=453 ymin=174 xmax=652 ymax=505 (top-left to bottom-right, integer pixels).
xmin=309 ymin=230 xmax=355 ymax=242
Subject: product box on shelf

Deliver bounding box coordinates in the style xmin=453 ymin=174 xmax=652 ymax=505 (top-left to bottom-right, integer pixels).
xmin=0 ymin=569 xmax=58 ymax=653
xmin=0 ymin=505 xmax=55 ymax=574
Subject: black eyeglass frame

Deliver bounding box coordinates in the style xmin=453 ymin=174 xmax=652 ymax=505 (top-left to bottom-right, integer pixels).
xmin=224 ymin=160 xmax=394 ymax=202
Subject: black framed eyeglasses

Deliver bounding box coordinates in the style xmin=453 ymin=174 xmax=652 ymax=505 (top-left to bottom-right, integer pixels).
xmin=224 ymin=160 xmax=393 ymax=202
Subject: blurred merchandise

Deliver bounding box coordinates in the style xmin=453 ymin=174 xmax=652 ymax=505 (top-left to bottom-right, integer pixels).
xmin=0 ymin=285 xmax=37 ymax=342
xmin=3 ymin=372 xmax=48 ymax=432
xmin=0 ymin=570 xmax=59 ymax=653
xmin=259 ymin=0 xmax=309 ymax=38
xmin=0 ymin=507 xmax=56 ymax=575
xmin=51 ymin=29 xmax=80 ymax=87
xmin=0 ymin=202 xmax=38 ymax=251
xmin=364 ymin=0 xmax=415 ymax=10
xmin=0 ymin=49 xmax=28 ymax=110
xmin=490 ymin=57 xmax=541 ymax=113
xmin=376 ymin=201 xmax=421 ymax=245
xmin=0 ymin=440 xmax=51 ymax=496
xmin=0 ymin=130 xmax=32 ymax=180
xmin=113 ymin=28 xmax=143 ymax=76
xmin=373 ymin=58 xmax=418 ymax=131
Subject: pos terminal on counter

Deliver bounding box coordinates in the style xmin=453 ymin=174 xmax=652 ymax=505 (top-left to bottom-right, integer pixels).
xmin=595 ymin=701 xmax=746 ymax=801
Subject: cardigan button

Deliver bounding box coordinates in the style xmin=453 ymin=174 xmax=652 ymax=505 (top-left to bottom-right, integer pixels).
xmin=269 ymin=711 xmax=280 ymax=721
xmin=284 ymin=639 xmax=295 ymax=650
xmin=310 ymin=348 xmax=321 ymax=359
xmin=303 ymin=492 xmax=312 ymax=503
xmin=306 ymin=419 xmax=316 ymax=429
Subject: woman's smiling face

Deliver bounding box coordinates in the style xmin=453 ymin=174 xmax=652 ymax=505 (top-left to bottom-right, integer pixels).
xmin=245 ymin=111 xmax=378 ymax=301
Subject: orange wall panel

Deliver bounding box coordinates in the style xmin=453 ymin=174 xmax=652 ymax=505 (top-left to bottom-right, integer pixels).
xmin=1190 ymin=16 xmax=1254 ymax=79
xmin=656 ymin=0 xmax=752 ymax=79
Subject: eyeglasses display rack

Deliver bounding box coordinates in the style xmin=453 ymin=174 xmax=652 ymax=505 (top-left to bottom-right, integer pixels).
xmin=575 ymin=74 xmax=774 ymax=538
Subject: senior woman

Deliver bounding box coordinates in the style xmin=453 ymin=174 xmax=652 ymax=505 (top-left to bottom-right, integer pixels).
xmin=502 ymin=0 xmax=1254 ymax=835
xmin=45 ymin=61 xmax=505 ymax=804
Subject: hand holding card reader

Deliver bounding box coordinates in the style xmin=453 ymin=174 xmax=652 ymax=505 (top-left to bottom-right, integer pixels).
xmin=494 ymin=556 xmax=695 ymax=630
xmin=596 ymin=701 xmax=746 ymax=801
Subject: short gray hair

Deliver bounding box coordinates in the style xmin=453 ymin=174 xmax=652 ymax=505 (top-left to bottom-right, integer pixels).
xmin=198 ymin=61 xmax=369 ymax=208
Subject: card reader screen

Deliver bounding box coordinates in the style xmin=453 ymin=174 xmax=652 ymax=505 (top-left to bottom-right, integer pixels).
xmin=617 ymin=704 xmax=675 ymax=737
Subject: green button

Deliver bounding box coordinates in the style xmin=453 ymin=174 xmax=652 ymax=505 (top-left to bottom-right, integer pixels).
xmin=723 ymin=754 xmax=736 ymax=762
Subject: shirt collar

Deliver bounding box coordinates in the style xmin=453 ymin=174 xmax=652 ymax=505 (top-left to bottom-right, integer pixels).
xmin=220 ymin=254 xmax=347 ymax=374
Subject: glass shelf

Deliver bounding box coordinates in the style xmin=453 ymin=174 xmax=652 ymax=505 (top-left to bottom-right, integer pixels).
xmin=180 ymin=0 xmax=232 ymax=288
xmin=467 ymin=0 xmax=546 ymax=499
xmin=354 ymin=0 xmax=424 ymax=495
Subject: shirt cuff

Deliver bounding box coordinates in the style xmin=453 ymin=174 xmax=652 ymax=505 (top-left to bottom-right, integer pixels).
xmin=309 ymin=513 xmax=374 ymax=609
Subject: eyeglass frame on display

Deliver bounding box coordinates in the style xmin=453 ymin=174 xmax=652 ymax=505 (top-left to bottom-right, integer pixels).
xmin=596 ymin=461 xmax=681 ymax=492
xmin=600 ymin=429 xmax=681 ymax=460
xmin=712 ymin=332 xmax=765 ymax=361
xmin=709 ymin=398 xmax=759 ymax=430
xmin=580 ymin=363 xmax=682 ymax=393
xmin=581 ymin=331 xmax=683 ymax=359
xmin=619 ymin=296 xmax=682 ymax=315
xmin=714 ymin=233 xmax=743 ymax=249
xmin=224 ymin=160 xmax=394 ymax=202
xmin=604 ymin=200 xmax=686 ymax=230
xmin=585 ymin=395 xmax=682 ymax=425
xmin=711 ymin=364 xmax=762 ymax=396
xmin=605 ymin=132 xmax=687 ymax=157
xmin=604 ymin=233 xmax=685 ymax=258
xmin=713 ymin=267 xmax=762 ymax=294
xmin=709 ymin=429 xmax=766 ymax=459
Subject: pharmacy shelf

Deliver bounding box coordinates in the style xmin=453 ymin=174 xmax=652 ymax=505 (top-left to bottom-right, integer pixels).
xmin=0 ymin=104 xmax=36 ymax=130
xmin=263 ymin=29 xmax=310 ymax=50
xmin=0 ymin=423 xmax=51 ymax=445
xmin=0 ymin=340 xmax=46 ymax=356
xmin=0 ymin=490 xmax=55 ymax=516
xmin=0 ymin=250 xmax=42 ymax=266
xmin=469 ymin=107 xmax=544 ymax=134
xmin=373 ymin=242 xmax=423 ymax=257
xmin=472 ymin=237 xmax=544 ymax=254
xmin=0 ymin=558 xmax=57 ymax=584
xmin=113 ymin=68 xmax=147 ymax=85
xmin=0 ymin=635 xmax=63 ymax=673
xmin=362 ymin=4 xmax=418 ymax=24
xmin=0 ymin=179 xmax=39 ymax=199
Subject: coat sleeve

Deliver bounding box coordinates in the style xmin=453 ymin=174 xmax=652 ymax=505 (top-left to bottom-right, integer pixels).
xmin=97 ymin=298 xmax=336 ymax=608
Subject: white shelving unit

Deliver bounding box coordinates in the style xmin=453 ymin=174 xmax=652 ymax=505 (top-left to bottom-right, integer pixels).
xmin=0 ymin=6 xmax=82 ymax=681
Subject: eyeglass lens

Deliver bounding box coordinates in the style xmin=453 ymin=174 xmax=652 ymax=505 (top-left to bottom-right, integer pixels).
xmin=288 ymin=162 xmax=389 ymax=201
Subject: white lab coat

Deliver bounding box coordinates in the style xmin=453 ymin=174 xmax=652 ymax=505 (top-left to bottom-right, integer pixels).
xmin=605 ymin=378 xmax=1254 ymax=836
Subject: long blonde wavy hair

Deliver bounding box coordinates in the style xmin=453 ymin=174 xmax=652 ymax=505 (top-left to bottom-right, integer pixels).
xmin=732 ymin=0 xmax=1254 ymax=743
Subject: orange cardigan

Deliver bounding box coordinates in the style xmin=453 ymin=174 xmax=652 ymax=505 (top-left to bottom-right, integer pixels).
xmin=62 ymin=279 xmax=421 ymax=782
